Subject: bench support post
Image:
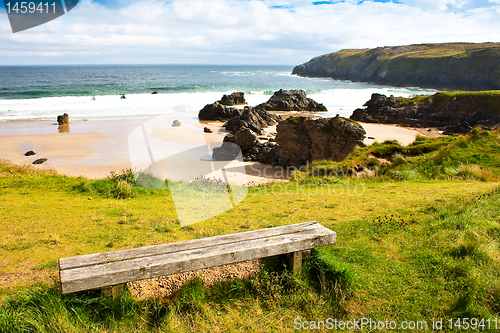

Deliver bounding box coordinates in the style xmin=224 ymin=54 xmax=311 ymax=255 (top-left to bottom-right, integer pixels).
xmin=101 ymin=284 xmax=124 ymax=302
xmin=288 ymin=250 xmax=312 ymax=274
xmin=289 ymin=251 xmax=303 ymax=274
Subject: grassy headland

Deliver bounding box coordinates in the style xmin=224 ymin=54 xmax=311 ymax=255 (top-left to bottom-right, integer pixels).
xmin=1 ymin=130 xmax=500 ymax=331
xmin=292 ymin=42 xmax=500 ymax=90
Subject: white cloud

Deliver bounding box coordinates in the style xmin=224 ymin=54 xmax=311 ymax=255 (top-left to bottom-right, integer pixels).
xmin=0 ymin=0 xmax=499 ymax=64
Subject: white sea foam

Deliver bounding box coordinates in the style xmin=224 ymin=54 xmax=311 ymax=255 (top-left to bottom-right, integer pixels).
xmin=0 ymin=87 xmax=434 ymax=122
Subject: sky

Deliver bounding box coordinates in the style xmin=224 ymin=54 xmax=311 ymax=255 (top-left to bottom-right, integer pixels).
xmin=0 ymin=0 xmax=499 ymax=65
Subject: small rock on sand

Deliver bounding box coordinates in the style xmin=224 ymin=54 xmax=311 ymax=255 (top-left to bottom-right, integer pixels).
xmin=57 ymin=113 xmax=69 ymax=125
xmin=32 ymin=158 xmax=48 ymax=165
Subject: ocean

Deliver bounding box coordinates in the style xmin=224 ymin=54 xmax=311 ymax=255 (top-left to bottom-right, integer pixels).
xmin=0 ymin=64 xmax=436 ymax=122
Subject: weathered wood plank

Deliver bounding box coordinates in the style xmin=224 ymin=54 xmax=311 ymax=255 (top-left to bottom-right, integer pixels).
xmin=60 ymin=221 xmax=320 ymax=270
xmin=61 ymin=226 xmax=336 ymax=294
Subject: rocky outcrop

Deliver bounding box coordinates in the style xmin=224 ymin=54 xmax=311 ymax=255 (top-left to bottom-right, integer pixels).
xmin=293 ymin=42 xmax=500 ymax=91
xmin=212 ymin=138 xmax=242 ymax=161
xmin=350 ymin=92 xmax=500 ymax=133
xmin=268 ymin=116 xmax=366 ymax=168
xmin=57 ymin=113 xmax=69 ymax=125
xmin=24 ymin=151 xmax=36 ymax=156
xmin=224 ymin=106 xmax=282 ymax=134
xmin=245 ymin=142 xmax=280 ymax=165
xmin=213 ymin=109 xmax=278 ymax=160
xmin=256 ymin=89 xmax=327 ymax=112
xmin=172 ymin=120 xmax=181 ymax=127
xmin=220 ymin=92 xmax=247 ymax=106
xmin=198 ymin=102 xmax=240 ymax=121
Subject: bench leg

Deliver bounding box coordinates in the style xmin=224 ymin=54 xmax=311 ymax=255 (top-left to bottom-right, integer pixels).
xmin=101 ymin=284 xmax=124 ymax=301
xmin=289 ymin=251 xmax=303 ymax=274
xmin=302 ymin=249 xmax=312 ymax=260
xmin=288 ymin=250 xmax=312 ymax=274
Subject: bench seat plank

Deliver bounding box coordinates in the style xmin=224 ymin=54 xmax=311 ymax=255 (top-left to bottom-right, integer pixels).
xmin=59 ymin=221 xmax=336 ymax=294
xmin=60 ymin=221 xmax=320 ymax=270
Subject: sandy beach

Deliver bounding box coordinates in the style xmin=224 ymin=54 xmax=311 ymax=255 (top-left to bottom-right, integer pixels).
xmin=0 ymin=118 xmax=436 ymax=183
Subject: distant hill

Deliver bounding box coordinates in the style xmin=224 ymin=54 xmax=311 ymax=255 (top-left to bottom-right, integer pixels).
xmin=292 ymin=43 xmax=500 ymax=91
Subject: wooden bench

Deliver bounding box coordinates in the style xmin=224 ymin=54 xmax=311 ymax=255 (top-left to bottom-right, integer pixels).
xmin=59 ymin=221 xmax=336 ymax=297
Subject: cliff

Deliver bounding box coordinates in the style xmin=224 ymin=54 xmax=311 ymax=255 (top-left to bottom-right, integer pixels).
xmin=292 ymin=43 xmax=500 ymax=91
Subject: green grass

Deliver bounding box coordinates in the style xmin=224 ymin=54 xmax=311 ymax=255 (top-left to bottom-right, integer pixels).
xmin=296 ymin=129 xmax=500 ymax=182
xmin=1 ymin=138 xmax=500 ymax=331
xmin=395 ymin=90 xmax=500 ymax=113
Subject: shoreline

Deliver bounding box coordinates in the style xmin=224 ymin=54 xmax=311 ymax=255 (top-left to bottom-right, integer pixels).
xmin=0 ymin=117 xmax=437 ymax=182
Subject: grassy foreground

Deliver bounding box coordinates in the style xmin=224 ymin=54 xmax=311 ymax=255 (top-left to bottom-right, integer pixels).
xmin=1 ymin=131 xmax=500 ymax=331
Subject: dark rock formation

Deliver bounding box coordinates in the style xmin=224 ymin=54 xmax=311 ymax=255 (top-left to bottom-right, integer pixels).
xmin=198 ymin=102 xmax=240 ymax=121
xmin=224 ymin=106 xmax=282 ymax=134
xmin=231 ymin=128 xmax=259 ymax=152
xmin=152 ymin=91 xmax=159 ymax=94
xmin=220 ymin=92 xmax=247 ymax=106
xmin=212 ymin=140 xmax=241 ymax=161
xmin=292 ymin=42 xmax=500 ymax=91
xmin=172 ymin=120 xmax=181 ymax=127
xmin=350 ymin=92 xmax=500 ymax=133
xmin=24 ymin=151 xmax=36 ymax=156
xmin=212 ymin=127 xmax=259 ymax=161
xmin=204 ymin=127 xmax=213 ymax=133
xmin=57 ymin=113 xmax=69 ymax=125
xmin=245 ymin=142 xmax=280 ymax=164
xmin=33 ymin=158 xmax=48 ymax=165
xmin=269 ymin=116 xmax=366 ymax=168
xmin=256 ymin=89 xmax=327 ymax=112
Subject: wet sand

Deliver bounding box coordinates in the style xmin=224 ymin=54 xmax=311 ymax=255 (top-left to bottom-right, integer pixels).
xmin=0 ymin=119 xmax=433 ymax=182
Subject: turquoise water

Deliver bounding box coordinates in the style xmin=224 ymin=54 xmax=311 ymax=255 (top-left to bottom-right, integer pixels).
xmin=0 ymin=64 xmax=435 ymax=121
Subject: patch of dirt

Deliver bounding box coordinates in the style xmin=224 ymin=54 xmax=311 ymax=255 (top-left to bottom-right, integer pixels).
xmin=127 ymin=259 xmax=263 ymax=301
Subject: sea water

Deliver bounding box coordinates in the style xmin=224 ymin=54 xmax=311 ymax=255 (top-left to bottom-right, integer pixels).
xmin=0 ymin=64 xmax=436 ymax=122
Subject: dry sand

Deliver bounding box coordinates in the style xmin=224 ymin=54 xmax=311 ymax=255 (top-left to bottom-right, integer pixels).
xmin=0 ymin=119 xmax=435 ymax=182
xmin=0 ymin=119 xmax=289 ymax=184
xmin=360 ymin=122 xmax=442 ymax=146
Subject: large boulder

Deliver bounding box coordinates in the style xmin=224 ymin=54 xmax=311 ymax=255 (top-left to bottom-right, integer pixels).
xmin=271 ymin=116 xmax=366 ymax=168
xmin=231 ymin=128 xmax=258 ymax=152
xmin=212 ymin=136 xmax=241 ymax=160
xmin=212 ymin=128 xmax=258 ymax=161
xmin=198 ymin=102 xmax=240 ymax=121
xmin=225 ymin=106 xmax=282 ymax=134
xmin=256 ymin=89 xmax=327 ymax=112
xmin=57 ymin=113 xmax=69 ymax=125
xmin=220 ymin=92 xmax=247 ymax=106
